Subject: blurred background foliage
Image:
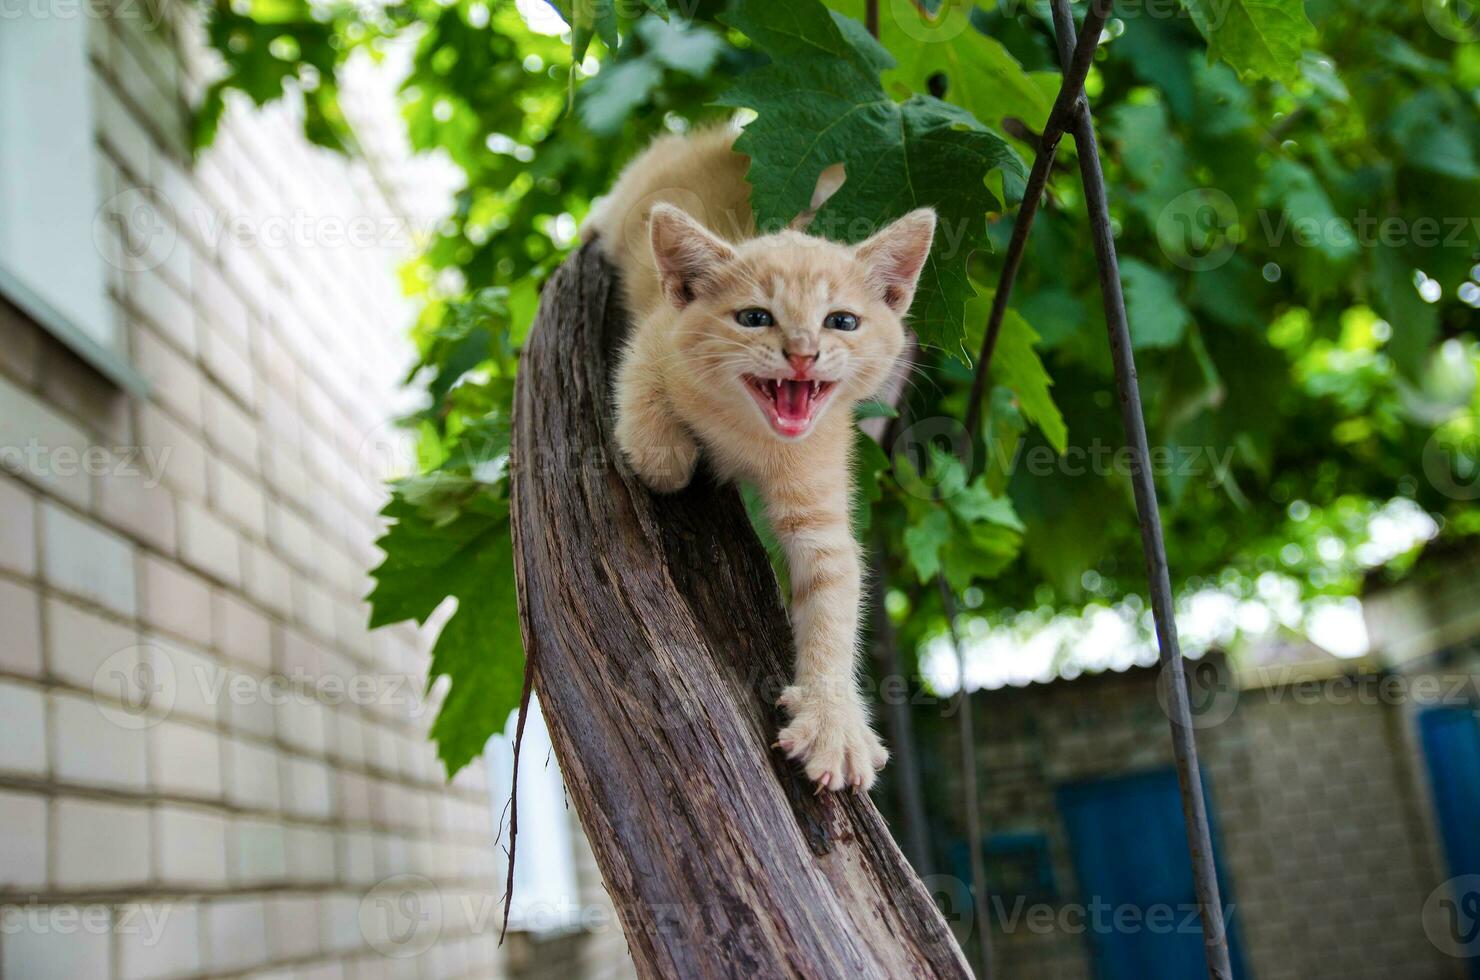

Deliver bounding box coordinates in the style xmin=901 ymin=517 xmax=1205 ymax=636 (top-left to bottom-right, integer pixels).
xmin=194 ymin=0 xmax=1479 ymax=774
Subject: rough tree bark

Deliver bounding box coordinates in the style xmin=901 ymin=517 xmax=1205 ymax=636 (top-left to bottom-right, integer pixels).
xmin=510 ymin=242 xmax=971 ymax=979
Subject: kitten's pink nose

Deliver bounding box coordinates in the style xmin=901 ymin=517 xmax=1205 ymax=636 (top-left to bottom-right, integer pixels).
xmin=786 ymin=352 xmax=817 ymax=377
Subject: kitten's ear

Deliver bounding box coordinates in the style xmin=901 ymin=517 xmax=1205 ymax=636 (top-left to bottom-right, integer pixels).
xmin=854 ymin=208 xmax=936 ymax=314
xmin=649 ymin=203 xmax=736 ymax=308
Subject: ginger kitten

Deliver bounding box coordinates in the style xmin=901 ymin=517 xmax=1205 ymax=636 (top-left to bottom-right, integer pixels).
xmin=585 ymin=126 xmax=935 ymax=792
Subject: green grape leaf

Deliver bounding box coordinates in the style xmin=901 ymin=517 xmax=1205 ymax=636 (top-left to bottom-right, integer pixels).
xmin=1264 ymin=159 xmax=1358 ymax=263
xmin=1018 ymin=287 xmax=1088 ymax=351
xmin=1388 ymin=89 xmax=1480 ymax=181
xmin=852 ymin=431 xmax=892 ymax=535
xmin=580 ymin=18 xmax=724 ymax=135
xmin=904 ymin=508 xmax=953 ymax=582
xmin=637 ymin=15 xmax=723 ymax=75
xmin=982 ymin=385 xmax=1026 ymax=497
xmin=579 ymin=59 xmax=666 ymax=135
xmin=941 ymin=522 xmax=1020 ymax=592
xmin=965 ymin=286 xmax=1068 ymax=453
xmin=1120 ymin=258 xmax=1192 ymax=349
xmin=1116 ymin=13 xmax=1196 ymax=121
xmin=546 ymin=0 xmax=617 ymax=62
xmin=876 ymin=0 xmax=1052 ymax=135
xmin=855 ymin=399 xmax=900 ymax=419
xmin=1190 ymin=57 xmax=1255 ymax=137
xmin=1189 ymin=256 xmax=1266 ymax=331
xmin=368 ymin=492 xmax=523 ymax=776
xmin=1372 ymin=245 xmax=1439 ymax=381
xmin=717 ymin=0 xmax=1024 ymax=360
xmin=950 ymin=477 xmax=1026 ymax=531
xmin=1179 ymin=0 xmax=1316 ymax=85
xmin=1106 ymin=100 xmax=1191 ymax=223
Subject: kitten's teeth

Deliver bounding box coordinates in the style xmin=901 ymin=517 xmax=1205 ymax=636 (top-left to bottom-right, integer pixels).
xmin=809 ymin=380 xmax=819 ymax=398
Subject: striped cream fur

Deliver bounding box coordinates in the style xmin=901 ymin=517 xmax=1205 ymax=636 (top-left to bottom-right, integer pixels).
xmin=586 ymin=125 xmax=935 ymax=792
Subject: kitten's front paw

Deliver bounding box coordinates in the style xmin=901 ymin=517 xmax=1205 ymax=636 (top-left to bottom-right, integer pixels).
xmin=776 ymin=686 xmax=889 ymax=792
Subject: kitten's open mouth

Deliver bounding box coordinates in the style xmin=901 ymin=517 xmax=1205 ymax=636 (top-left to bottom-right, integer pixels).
xmin=742 ymin=375 xmax=837 ymax=437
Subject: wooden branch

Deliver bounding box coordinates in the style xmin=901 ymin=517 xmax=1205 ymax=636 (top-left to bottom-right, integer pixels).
xmin=510 ymin=242 xmax=972 ymax=980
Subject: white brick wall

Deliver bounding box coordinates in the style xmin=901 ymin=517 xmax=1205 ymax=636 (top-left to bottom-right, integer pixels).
xmin=0 ymin=0 xmax=524 ymax=976
xmin=155 ymin=805 xmax=229 ymax=887
xmin=1 ymin=906 xmax=112 ymax=980
xmin=149 ymin=717 xmax=223 ymax=798
xmin=205 ymin=896 xmax=269 ymax=974
xmin=0 ymin=475 xmax=39 ymax=576
xmin=46 ymin=595 xmax=140 ymax=689
xmin=0 ymin=679 xmax=48 ymax=776
xmin=0 ymin=790 xmax=47 ymax=890
xmin=40 ymin=502 xmax=138 ymax=617
xmin=0 ymin=577 xmax=44 ymax=676
xmin=0 ymin=376 xmax=95 ymax=508
xmin=138 ymin=554 xmax=214 ymax=647
xmin=117 ymin=901 xmax=204 ymax=980
xmin=52 ymin=687 xmax=149 ymax=790
xmin=54 ymin=798 xmax=151 ymax=889
xmin=229 ymin=817 xmax=289 ymax=886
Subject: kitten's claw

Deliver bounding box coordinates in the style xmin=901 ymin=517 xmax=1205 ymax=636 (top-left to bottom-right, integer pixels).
xmin=776 ymin=685 xmax=889 ymax=793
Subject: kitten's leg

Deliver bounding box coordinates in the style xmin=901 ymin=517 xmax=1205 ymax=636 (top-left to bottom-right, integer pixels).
xmin=613 ymin=334 xmax=699 ymax=493
xmin=765 ymin=480 xmax=889 ymax=791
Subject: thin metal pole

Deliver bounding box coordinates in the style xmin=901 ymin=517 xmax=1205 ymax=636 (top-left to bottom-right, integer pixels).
xmin=937 ymin=576 xmax=994 ymax=980
xmin=963 ymin=0 xmax=1113 ymax=447
xmin=1046 ymin=2 xmax=1234 ymax=976
xmin=938 ymin=8 xmax=1113 ymax=974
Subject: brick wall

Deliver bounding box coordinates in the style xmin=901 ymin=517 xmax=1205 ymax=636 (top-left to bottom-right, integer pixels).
xmin=1205 ymin=682 xmax=1450 ymax=979
xmin=938 ymin=658 xmax=1468 ymax=980
xmin=0 ymin=1 xmax=630 ymax=977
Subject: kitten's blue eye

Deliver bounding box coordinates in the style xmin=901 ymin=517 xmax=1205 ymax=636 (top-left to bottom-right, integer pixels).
xmin=736 ymin=308 xmax=774 ymax=328
xmin=824 ymin=311 xmax=859 ymax=332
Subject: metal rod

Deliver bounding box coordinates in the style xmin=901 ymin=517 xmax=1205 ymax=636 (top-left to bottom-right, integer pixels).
xmin=937 ymin=575 xmax=994 ymax=980
xmin=936 ymin=8 xmax=1114 ymax=974
xmin=1046 ymin=1 xmax=1234 ymax=976
xmin=963 ymin=0 xmax=1112 ymax=447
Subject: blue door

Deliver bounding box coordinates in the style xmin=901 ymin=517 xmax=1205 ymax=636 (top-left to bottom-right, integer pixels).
xmin=1057 ymin=769 xmax=1245 ymax=980
xmin=1419 ymin=706 xmax=1480 ymax=976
